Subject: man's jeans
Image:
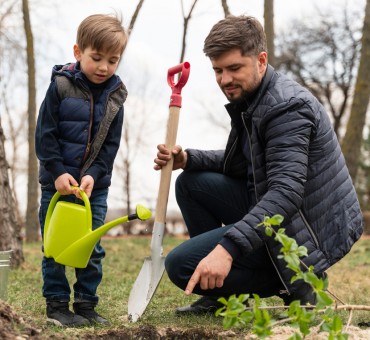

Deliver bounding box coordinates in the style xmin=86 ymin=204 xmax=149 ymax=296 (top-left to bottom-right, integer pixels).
xmin=165 ymin=171 xmax=283 ymax=297
xmin=39 ymin=188 xmax=108 ymax=303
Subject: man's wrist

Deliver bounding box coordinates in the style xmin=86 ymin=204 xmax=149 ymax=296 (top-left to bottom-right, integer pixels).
xmin=182 ymin=151 xmax=188 ymax=169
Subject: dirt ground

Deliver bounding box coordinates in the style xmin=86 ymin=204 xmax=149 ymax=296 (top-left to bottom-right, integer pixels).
xmin=2 ymin=299 xmax=370 ymax=339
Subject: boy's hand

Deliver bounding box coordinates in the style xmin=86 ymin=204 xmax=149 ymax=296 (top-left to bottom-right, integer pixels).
xmin=55 ymin=173 xmax=79 ymax=195
xmin=79 ymin=175 xmax=94 ymax=198
xmin=154 ymin=144 xmax=187 ymax=171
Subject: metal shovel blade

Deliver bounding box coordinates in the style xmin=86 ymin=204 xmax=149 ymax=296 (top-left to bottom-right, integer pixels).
xmin=128 ymin=256 xmax=166 ymax=322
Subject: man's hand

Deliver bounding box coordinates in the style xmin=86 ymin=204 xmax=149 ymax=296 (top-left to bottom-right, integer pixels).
xmin=55 ymin=173 xmax=79 ymax=195
xmin=185 ymin=245 xmax=233 ymax=295
xmin=154 ymin=144 xmax=187 ymax=171
xmin=79 ymin=175 xmax=94 ymax=198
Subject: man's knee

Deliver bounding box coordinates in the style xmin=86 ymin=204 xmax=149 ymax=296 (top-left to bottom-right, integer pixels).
xmin=165 ymin=247 xmax=188 ymax=290
xmin=175 ymin=171 xmax=192 ymax=196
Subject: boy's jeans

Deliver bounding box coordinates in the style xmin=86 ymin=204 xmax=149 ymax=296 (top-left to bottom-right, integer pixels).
xmin=39 ymin=188 xmax=108 ymax=303
xmin=165 ymin=171 xmax=284 ymax=297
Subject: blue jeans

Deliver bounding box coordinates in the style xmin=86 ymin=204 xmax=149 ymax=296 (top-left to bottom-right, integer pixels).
xmin=39 ymin=188 xmax=108 ymax=303
xmin=165 ymin=171 xmax=283 ymax=297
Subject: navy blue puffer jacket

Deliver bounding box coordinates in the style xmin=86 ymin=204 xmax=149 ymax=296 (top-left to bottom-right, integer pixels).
xmin=36 ymin=63 xmax=127 ymax=190
xmin=184 ymin=65 xmax=363 ymax=293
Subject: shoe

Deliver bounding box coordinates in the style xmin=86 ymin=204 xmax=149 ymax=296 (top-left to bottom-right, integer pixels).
xmin=281 ymin=272 xmax=327 ymax=307
xmin=176 ymin=296 xmax=224 ymax=315
xmin=46 ymin=301 xmax=90 ymax=327
xmin=281 ymin=282 xmax=317 ymax=306
xmin=73 ymin=302 xmax=110 ymax=325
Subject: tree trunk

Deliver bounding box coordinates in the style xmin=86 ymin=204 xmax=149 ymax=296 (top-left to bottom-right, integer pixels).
xmin=22 ymin=0 xmax=39 ymax=242
xmin=179 ymin=0 xmax=199 ymax=64
xmin=221 ymin=0 xmax=230 ymax=17
xmin=264 ymin=0 xmax=275 ymax=67
xmin=342 ymin=0 xmax=370 ymax=181
xmin=0 ymin=118 xmax=24 ymax=267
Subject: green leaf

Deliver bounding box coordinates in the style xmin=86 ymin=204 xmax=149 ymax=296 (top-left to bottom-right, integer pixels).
xmin=265 ymin=226 xmax=273 ymax=237
xmin=297 ymin=245 xmax=308 ymax=257
xmin=316 ymin=291 xmax=333 ymax=308
xmin=332 ymin=315 xmax=343 ymax=332
xmin=269 ymin=214 xmax=284 ymax=225
xmin=288 ymin=333 xmax=303 ymax=340
xmin=217 ymin=297 xmax=228 ymax=306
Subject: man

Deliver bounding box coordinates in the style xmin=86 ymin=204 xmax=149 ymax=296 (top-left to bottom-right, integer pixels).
xmin=154 ymin=15 xmax=363 ymax=314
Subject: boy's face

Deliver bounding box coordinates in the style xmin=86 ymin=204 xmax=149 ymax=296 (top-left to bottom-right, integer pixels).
xmin=73 ymin=45 xmax=121 ymax=84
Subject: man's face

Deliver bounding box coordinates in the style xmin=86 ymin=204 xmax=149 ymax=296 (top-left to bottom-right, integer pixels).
xmin=211 ymin=48 xmax=267 ymax=103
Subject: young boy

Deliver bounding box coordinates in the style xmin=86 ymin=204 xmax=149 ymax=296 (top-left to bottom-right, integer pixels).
xmin=35 ymin=14 xmax=128 ymax=327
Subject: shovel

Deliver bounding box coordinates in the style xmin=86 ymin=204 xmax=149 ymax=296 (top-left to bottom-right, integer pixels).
xmin=128 ymin=61 xmax=190 ymax=322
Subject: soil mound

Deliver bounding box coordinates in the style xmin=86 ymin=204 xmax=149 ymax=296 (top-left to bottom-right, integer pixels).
xmin=0 ymin=299 xmax=41 ymax=339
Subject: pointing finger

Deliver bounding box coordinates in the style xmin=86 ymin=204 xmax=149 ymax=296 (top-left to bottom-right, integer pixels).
xmin=185 ymin=270 xmax=201 ymax=295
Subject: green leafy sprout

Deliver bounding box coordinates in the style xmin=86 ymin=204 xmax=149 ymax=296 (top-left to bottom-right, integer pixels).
xmin=216 ymin=215 xmax=348 ymax=340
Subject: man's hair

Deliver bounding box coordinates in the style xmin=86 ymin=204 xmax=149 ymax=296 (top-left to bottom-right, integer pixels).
xmin=203 ymin=15 xmax=267 ymax=59
xmin=76 ymin=14 xmax=128 ymax=55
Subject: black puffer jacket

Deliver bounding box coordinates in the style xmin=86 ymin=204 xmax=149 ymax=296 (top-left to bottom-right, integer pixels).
xmin=185 ymin=65 xmax=363 ymax=293
xmin=36 ymin=63 xmax=127 ymax=190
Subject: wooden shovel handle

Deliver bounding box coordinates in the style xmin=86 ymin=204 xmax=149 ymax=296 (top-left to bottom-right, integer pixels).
xmin=154 ymin=62 xmax=190 ymax=227
xmin=155 ymin=105 xmax=180 ymax=224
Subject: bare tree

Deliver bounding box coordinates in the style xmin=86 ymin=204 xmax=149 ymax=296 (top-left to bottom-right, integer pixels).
xmin=0 ymin=0 xmax=26 ymax=226
xmin=221 ymin=0 xmax=230 ymax=17
xmin=357 ymin=133 xmax=370 ymax=210
xmin=0 ymin=116 xmax=24 ymax=267
xmin=179 ymin=0 xmax=199 ymax=64
xmin=276 ymin=6 xmax=362 ymax=137
xmin=127 ymin=0 xmax=145 ymax=39
xmin=342 ymin=0 xmax=370 ymax=181
xmin=22 ymin=0 xmax=39 ymax=242
xmin=264 ymin=0 xmax=275 ymax=67
xmin=0 ymin=0 xmax=26 ymax=262
xmin=111 ymin=0 xmax=150 ymax=234
xmin=0 ymin=87 xmax=27 ymax=225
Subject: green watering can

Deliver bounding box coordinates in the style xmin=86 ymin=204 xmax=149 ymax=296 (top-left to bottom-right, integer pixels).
xmin=43 ymin=188 xmax=152 ymax=268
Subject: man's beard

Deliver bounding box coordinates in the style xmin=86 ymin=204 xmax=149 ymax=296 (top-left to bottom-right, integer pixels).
xmin=227 ymin=88 xmax=258 ymax=104
xmin=224 ymin=71 xmax=261 ymax=104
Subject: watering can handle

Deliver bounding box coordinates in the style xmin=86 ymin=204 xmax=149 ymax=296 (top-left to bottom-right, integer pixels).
xmin=44 ymin=187 xmax=92 ymax=241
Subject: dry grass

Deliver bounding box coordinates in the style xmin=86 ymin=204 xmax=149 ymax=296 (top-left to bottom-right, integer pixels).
xmin=3 ymin=235 xmax=370 ymax=339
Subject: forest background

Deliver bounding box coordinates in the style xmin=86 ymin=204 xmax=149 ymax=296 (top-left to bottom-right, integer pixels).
xmin=0 ymin=0 xmax=370 ymax=268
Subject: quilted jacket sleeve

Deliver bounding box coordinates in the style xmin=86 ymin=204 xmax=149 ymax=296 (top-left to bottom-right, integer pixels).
xmin=184 ymin=148 xmax=225 ymax=173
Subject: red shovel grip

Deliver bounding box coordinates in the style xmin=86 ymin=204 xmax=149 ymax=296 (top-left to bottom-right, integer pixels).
xmin=167 ymin=61 xmax=190 ymax=107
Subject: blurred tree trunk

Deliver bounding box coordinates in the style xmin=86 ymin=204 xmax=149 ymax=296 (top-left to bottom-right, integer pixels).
xmin=342 ymin=0 xmax=370 ymax=181
xmin=264 ymin=0 xmax=275 ymax=67
xmin=0 ymin=117 xmax=24 ymax=267
xmin=179 ymin=0 xmax=199 ymax=64
xmin=221 ymin=0 xmax=230 ymax=17
xmin=1 ymin=87 xmax=26 ymax=226
xmin=127 ymin=0 xmax=144 ymax=39
xmin=117 ymin=0 xmax=145 ymax=234
xmin=22 ymin=0 xmax=39 ymax=242
xmin=1 ymin=0 xmax=26 ymax=236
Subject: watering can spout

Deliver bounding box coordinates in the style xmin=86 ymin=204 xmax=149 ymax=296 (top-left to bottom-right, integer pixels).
xmin=43 ymin=188 xmax=152 ymax=268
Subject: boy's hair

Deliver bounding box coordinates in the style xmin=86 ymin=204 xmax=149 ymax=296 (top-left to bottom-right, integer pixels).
xmin=203 ymin=15 xmax=267 ymax=59
xmin=76 ymin=14 xmax=128 ymax=55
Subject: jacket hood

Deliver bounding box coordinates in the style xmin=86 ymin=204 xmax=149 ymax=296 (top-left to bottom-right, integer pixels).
xmin=51 ymin=62 xmax=78 ymax=81
xmin=51 ymin=62 xmax=127 ymax=101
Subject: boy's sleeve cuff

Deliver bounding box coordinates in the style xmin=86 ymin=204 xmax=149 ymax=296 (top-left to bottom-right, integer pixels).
xmin=46 ymin=162 xmax=67 ymax=181
xmin=218 ymin=237 xmax=242 ymax=261
xmin=84 ymin=166 xmax=101 ymax=182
